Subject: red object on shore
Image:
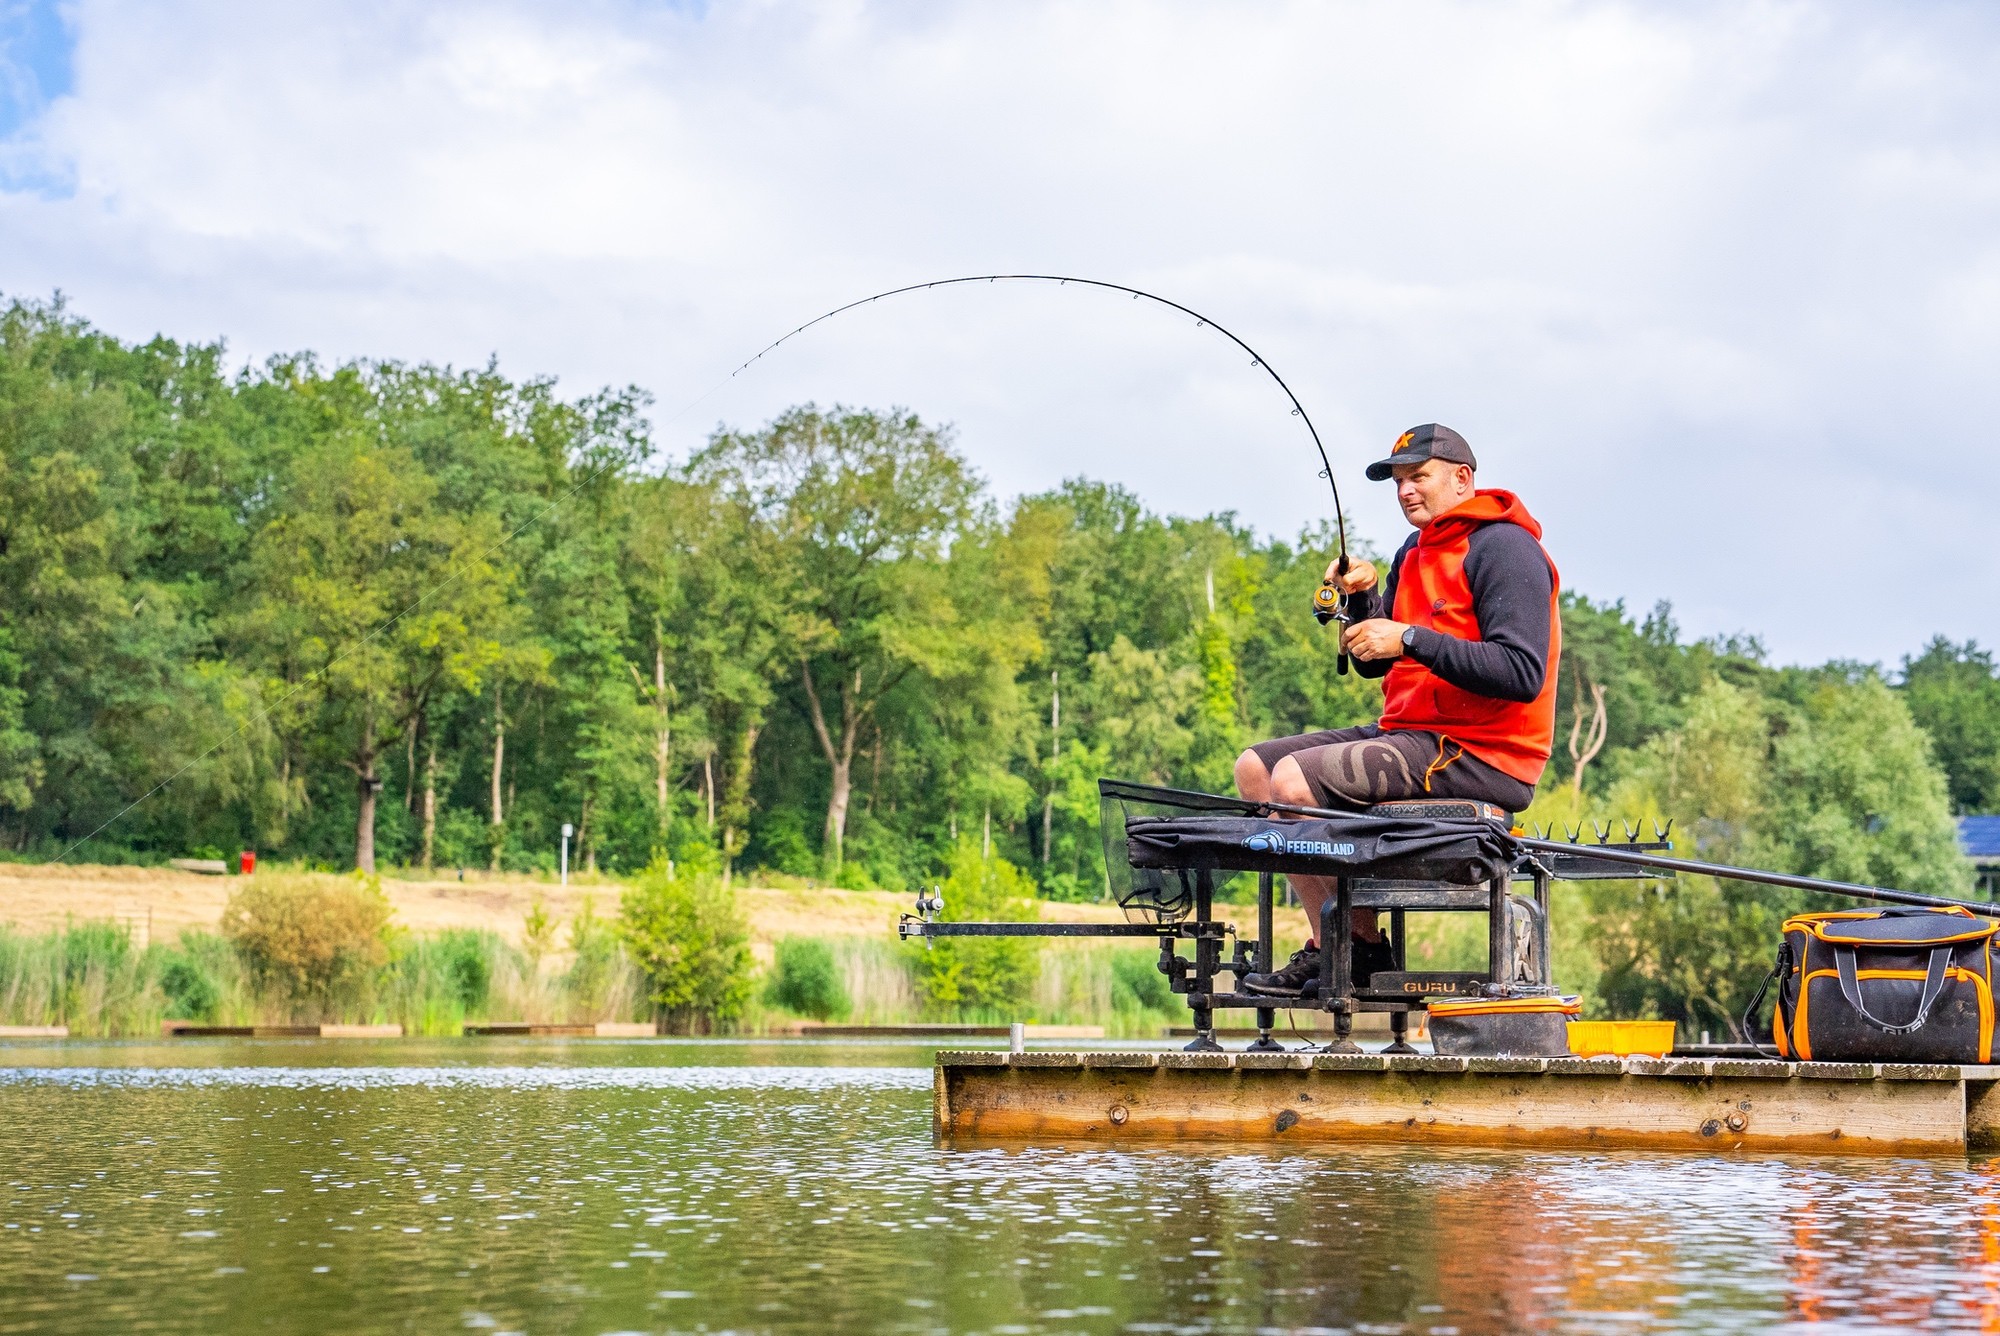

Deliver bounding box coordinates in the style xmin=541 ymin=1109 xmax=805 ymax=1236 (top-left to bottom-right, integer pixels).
xmin=239 ymin=850 xmax=256 ymax=875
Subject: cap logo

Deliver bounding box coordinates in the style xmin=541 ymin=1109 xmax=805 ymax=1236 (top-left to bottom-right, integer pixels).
xmin=1390 ymin=431 xmax=1416 ymax=455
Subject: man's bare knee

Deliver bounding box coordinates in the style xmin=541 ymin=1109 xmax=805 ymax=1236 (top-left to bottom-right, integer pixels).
xmin=1234 ymin=749 xmax=1270 ymax=800
xmin=1269 ymin=755 xmax=1316 ymax=807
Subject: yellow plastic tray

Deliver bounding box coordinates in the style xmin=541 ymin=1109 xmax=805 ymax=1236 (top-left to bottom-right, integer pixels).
xmin=1566 ymin=1019 xmax=1676 ymax=1058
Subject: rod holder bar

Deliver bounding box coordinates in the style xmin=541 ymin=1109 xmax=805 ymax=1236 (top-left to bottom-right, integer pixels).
xmin=1516 ymin=837 xmax=2000 ymax=917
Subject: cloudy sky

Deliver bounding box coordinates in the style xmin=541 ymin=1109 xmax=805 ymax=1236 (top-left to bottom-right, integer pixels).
xmin=2 ymin=0 xmax=1997 ymax=666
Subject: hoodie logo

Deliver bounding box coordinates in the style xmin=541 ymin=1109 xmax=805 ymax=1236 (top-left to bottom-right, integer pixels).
xmin=1243 ymin=829 xmax=1355 ymax=857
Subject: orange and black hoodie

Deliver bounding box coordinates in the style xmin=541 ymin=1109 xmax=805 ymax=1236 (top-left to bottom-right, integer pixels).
xmin=1346 ymin=490 xmax=1561 ymax=785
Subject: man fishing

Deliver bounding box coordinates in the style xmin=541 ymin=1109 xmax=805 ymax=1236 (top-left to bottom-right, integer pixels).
xmin=1236 ymin=423 xmax=1561 ymax=996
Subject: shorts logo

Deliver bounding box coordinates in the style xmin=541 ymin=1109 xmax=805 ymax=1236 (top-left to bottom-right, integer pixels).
xmin=1243 ymin=829 xmax=1356 ymax=857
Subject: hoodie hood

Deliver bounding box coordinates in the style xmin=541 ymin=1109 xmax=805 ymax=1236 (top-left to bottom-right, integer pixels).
xmin=1419 ymin=489 xmax=1541 ymax=545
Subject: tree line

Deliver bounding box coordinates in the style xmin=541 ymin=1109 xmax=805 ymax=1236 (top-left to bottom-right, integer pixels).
xmin=1 ymin=296 xmax=1993 ymax=959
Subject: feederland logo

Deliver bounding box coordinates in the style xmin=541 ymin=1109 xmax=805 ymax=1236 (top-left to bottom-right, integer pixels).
xmin=1243 ymin=828 xmax=1355 ymax=857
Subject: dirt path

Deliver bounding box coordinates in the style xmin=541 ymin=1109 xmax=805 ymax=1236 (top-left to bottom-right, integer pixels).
xmin=0 ymin=863 xmax=1236 ymax=955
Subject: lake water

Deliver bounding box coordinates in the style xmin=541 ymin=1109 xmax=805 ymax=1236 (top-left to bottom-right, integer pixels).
xmin=4 ymin=1038 xmax=2000 ymax=1333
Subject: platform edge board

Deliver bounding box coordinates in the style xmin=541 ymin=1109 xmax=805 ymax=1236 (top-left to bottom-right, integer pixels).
xmin=1795 ymin=1062 xmax=1881 ymax=1081
xmin=937 ymin=1050 xmax=1010 ymax=1067
xmin=1543 ymin=1057 xmax=1630 ymax=1077
xmin=1881 ymin=1064 xmax=1966 ymax=1081
xmin=1009 ymin=1051 xmax=1087 ymax=1069
xmin=1462 ymin=1057 xmax=1550 ymax=1074
xmin=1080 ymin=1051 xmax=1162 ymax=1069
xmin=1701 ymin=1058 xmax=1799 ymax=1079
xmin=1311 ymin=1053 xmax=1390 ymax=1072
xmin=1627 ymin=1058 xmax=1712 ymax=1078
xmin=1236 ymin=1052 xmax=1312 ymax=1071
xmin=936 ymin=1061 xmax=1973 ymax=1154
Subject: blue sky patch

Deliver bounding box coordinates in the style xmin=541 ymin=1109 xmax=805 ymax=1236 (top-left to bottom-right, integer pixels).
xmin=0 ymin=0 xmax=73 ymax=139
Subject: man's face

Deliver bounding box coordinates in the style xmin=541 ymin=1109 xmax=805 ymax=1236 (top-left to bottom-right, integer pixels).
xmin=1392 ymin=459 xmax=1474 ymax=528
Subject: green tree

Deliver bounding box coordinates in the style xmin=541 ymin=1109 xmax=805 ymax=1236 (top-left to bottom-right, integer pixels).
xmin=0 ymin=298 xmax=272 ymax=854
xmin=237 ymin=403 xmax=517 ymax=871
xmin=691 ymin=406 xmax=992 ymax=875
xmin=1765 ymin=668 xmax=1970 ymax=896
xmin=1900 ymin=637 xmax=2000 ymax=814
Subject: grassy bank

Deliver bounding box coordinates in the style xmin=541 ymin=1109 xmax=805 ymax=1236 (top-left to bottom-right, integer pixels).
xmin=0 ymin=918 xmax=652 ymax=1038
xmin=0 ymin=863 xmax=1616 ymax=1039
xmin=0 ymin=917 xmax=1201 ymax=1039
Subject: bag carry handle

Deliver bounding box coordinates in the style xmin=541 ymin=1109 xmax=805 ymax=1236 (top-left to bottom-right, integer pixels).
xmin=1742 ymin=939 xmax=1795 ymax=1058
xmin=1834 ymin=944 xmax=1953 ymax=1035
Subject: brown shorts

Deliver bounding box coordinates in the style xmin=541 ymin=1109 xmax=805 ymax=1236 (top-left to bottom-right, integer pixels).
xmin=1247 ymin=724 xmax=1535 ymax=814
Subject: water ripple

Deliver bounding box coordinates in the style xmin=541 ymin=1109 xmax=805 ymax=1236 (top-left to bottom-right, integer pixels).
xmin=0 ymin=1063 xmax=932 ymax=1091
xmin=3 ymin=1050 xmax=1998 ymax=1333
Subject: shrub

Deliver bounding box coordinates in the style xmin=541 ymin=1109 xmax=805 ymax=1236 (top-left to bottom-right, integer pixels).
xmin=1109 ymin=949 xmax=1176 ymax=1016
xmin=380 ymin=929 xmax=510 ymax=1035
xmin=909 ymin=843 xmax=1039 ymax=1019
xmin=522 ymin=898 xmax=558 ymax=968
xmin=564 ymin=895 xmax=623 ymax=1016
xmin=222 ymin=873 xmax=392 ymax=1015
xmin=618 ymin=862 xmax=753 ymax=1032
xmin=0 ymin=920 xmax=157 ymax=1034
xmin=765 ymin=937 xmax=850 ymax=1021
xmin=159 ymin=956 xmax=220 ymax=1021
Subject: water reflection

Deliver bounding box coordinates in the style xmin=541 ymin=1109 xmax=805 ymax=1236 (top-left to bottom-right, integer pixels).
xmin=2 ymin=1045 xmax=1999 ymax=1332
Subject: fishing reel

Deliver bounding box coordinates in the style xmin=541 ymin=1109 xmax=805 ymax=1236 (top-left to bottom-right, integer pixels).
xmin=1311 ymin=555 xmax=1354 ymax=676
xmin=897 ymin=886 xmax=946 ymax=950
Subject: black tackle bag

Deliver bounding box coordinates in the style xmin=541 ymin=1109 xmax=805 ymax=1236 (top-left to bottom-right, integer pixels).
xmin=1750 ymin=907 xmax=2000 ymax=1064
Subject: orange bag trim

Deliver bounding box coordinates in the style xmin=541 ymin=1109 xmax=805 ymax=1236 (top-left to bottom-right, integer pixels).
xmin=1430 ymin=996 xmax=1581 ymax=1018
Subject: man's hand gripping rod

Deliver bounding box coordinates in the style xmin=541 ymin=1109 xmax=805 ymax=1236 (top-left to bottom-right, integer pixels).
xmin=1312 ymin=555 xmax=1353 ymax=675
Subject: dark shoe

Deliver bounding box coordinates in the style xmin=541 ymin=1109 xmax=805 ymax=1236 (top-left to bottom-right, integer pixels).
xmin=1353 ymin=936 xmax=1397 ymax=988
xmin=1243 ymin=945 xmax=1323 ymax=997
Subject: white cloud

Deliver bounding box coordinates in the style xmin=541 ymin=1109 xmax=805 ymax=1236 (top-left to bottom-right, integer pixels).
xmin=4 ymin=0 xmax=2000 ymax=665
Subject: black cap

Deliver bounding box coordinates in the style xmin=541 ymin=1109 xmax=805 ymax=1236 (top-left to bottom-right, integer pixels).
xmin=1364 ymin=424 xmax=1477 ymax=481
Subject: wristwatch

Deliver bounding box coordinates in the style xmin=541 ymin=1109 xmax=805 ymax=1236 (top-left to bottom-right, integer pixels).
xmin=1401 ymin=626 xmax=1418 ymax=650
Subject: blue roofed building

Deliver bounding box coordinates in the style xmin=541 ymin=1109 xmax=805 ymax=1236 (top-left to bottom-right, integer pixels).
xmin=1958 ymin=816 xmax=2000 ymax=898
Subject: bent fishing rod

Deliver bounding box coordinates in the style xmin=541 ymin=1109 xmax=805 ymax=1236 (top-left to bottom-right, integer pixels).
xmin=738 ymin=274 xmax=1362 ymax=671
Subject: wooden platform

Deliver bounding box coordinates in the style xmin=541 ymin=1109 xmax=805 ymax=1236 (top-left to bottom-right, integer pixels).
xmin=935 ymin=1050 xmax=2000 ymax=1155
xmin=161 ymin=1022 xmax=404 ymax=1038
xmin=463 ymin=1022 xmax=657 ymax=1037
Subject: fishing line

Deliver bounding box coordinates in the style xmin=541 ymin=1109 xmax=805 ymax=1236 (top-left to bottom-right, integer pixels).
xmin=57 ymin=275 xmax=1347 ymax=862
xmin=732 ymin=274 xmax=1349 ymax=560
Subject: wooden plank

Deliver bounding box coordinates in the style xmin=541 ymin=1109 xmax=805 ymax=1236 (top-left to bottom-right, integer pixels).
xmin=937 ymin=1049 xmax=1008 ymax=1067
xmin=0 ymin=1025 xmax=66 ymax=1038
xmin=1081 ymin=1051 xmax=1160 ymax=1069
xmin=938 ymin=1060 xmax=1968 ymax=1154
